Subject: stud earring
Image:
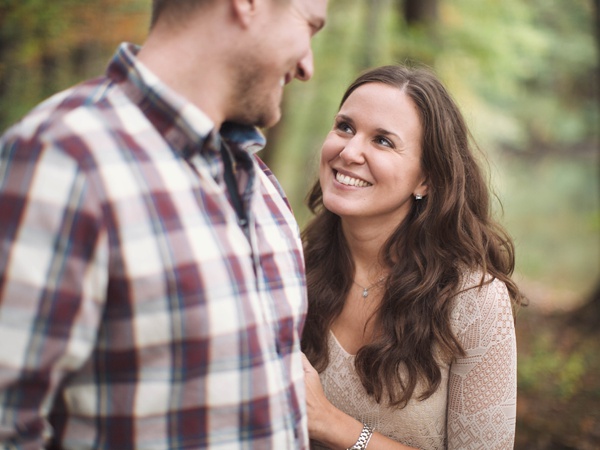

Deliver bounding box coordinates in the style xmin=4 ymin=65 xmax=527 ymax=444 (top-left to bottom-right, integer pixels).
xmin=415 ymin=194 xmax=423 ymax=200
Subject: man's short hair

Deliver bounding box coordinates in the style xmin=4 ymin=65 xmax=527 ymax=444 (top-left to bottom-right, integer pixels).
xmin=150 ymin=0 xmax=290 ymax=28
xmin=150 ymin=0 xmax=211 ymax=28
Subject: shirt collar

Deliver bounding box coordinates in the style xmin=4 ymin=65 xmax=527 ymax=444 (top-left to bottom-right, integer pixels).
xmin=106 ymin=42 xmax=266 ymax=157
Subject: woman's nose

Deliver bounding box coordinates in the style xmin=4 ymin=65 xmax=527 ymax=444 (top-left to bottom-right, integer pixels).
xmin=338 ymin=138 xmax=366 ymax=164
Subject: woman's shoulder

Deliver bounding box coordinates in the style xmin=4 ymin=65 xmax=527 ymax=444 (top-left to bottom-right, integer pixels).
xmin=449 ymin=269 xmax=513 ymax=336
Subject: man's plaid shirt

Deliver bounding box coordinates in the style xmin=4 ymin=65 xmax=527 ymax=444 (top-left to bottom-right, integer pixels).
xmin=0 ymin=43 xmax=308 ymax=449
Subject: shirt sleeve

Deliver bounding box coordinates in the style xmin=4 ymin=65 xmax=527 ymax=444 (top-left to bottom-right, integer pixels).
xmin=0 ymin=136 xmax=108 ymax=447
xmin=446 ymin=274 xmax=517 ymax=450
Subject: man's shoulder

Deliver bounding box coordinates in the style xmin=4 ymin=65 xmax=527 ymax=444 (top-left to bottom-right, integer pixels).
xmin=18 ymin=77 xmax=106 ymax=121
xmin=1 ymin=76 xmax=136 ymax=161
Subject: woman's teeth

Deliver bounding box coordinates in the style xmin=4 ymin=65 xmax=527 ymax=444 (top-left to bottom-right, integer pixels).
xmin=335 ymin=172 xmax=372 ymax=187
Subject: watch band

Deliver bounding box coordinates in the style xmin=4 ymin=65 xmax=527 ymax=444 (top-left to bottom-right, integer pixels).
xmin=347 ymin=424 xmax=374 ymax=450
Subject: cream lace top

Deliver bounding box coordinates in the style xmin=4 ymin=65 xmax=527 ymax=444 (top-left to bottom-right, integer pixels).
xmin=312 ymin=273 xmax=517 ymax=449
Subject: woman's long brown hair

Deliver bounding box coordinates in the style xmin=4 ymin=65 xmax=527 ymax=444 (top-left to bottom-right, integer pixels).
xmin=301 ymin=65 xmax=525 ymax=407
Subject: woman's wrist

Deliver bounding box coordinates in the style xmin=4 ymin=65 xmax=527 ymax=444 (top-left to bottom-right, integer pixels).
xmin=310 ymin=406 xmax=366 ymax=449
xmin=346 ymin=423 xmax=374 ymax=450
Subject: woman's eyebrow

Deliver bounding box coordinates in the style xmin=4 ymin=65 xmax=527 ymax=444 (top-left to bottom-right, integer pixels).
xmin=336 ymin=115 xmax=406 ymax=146
xmin=375 ymin=127 xmax=405 ymax=146
xmin=336 ymin=114 xmax=353 ymax=123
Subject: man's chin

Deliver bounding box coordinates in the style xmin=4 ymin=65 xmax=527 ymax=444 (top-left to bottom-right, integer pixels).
xmin=228 ymin=104 xmax=281 ymax=129
xmin=262 ymin=111 xmax=282 ymax=129
xmin=250 ymin=109 xmax=281 ymax=130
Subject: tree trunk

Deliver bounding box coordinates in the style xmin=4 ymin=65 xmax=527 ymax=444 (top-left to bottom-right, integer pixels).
xmin=0 ymin=5 xmax=13 ymax=129
xmin=566 ymin=280 xmax=600 ymax=333
xmin=361 ymin=0 xmax=387 ymax=69
xmin=403 ymin=0 xmax=438 ymax=25
xmin=567 ymin=0 xmax=600 ymax=334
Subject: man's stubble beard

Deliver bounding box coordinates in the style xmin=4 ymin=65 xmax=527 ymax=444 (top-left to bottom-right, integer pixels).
xmin=228 ymin=61 xmax=281 ymax=129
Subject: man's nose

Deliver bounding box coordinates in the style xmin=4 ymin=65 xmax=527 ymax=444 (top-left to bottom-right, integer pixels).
xmin=295 ymin=49 xmax=314 ymax=81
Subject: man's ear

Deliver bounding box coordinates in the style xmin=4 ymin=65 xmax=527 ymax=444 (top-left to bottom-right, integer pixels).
xmin=231 ymin=0 xmax=258 ymax=28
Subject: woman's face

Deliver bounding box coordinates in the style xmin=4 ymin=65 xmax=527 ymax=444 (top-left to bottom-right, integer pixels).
xmin=319 ymin=82 xmax=428 ymax=228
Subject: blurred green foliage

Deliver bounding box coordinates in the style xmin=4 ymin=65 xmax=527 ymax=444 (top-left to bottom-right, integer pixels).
xmin=0 ymin=0 xmax=149 ymax=126
xmin=518 ymin=328 xmax=588 ymax=400
xmin=515 ymin=308 xmax=600 ymax=448
xmin=499 ymin=157 xmax=600 ymax=292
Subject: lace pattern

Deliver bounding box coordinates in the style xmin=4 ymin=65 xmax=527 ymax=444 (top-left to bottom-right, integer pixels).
xmin=312 ymin=273 xmax=516 ymax=450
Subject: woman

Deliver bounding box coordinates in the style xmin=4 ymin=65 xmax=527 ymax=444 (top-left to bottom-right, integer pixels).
xmin=301 ymin=65 xmax=524 ymax=449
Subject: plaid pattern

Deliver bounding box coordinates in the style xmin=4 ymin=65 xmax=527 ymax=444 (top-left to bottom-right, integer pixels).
xmin=0 ymin=43 xmax=308 ymax=449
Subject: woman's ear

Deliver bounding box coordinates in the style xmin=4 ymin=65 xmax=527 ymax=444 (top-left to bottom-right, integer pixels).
xmin=414 ymin=177 xmax=429 ymax=199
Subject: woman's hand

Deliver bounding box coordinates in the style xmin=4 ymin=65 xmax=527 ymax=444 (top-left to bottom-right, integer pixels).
xmin=302 ymin=352 xmax=334 ymax=438
xmin=301 ymin=353 xmax=419 ymax=450
xmin=302 ymin=353 xmax=365 ymax=448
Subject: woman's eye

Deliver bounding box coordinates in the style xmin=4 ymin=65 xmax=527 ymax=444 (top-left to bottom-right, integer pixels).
xmin=375 ymin=136 xmax=394 ymax=148
xmin=335 ymin=121 xmax=353 ymax=134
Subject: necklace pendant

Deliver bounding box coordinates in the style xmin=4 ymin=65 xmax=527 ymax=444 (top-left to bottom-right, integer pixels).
xmin=362 ymin=288 xmax=369 ymax=298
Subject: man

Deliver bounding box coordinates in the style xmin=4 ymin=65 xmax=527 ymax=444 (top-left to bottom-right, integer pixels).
xmin=0 ymin=0 xmax=327 ymax=448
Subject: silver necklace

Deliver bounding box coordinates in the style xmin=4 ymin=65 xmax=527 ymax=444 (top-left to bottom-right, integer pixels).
xmin=353 ymin=277 xmax=385 ymax=298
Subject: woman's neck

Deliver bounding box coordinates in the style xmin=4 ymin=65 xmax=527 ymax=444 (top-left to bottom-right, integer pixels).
xmin=341 ymin=219 xmax=390 ymax=283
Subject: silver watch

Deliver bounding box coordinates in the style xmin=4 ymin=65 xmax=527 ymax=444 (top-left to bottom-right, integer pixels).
xmin=347 ymin=424 xmax=374 ymax=450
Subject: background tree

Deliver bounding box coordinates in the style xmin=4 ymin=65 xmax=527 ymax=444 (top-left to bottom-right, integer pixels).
xmin=403 ymin=0 xmax=438 ymax=24
xmin=566 ymin=0 xmax=600 ymax=334
xmin=0 ymin=0 xmax=148 ymax=127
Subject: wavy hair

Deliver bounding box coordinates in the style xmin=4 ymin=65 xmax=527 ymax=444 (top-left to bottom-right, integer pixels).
xmin=301 ymin=65 xmax=524 ymax=407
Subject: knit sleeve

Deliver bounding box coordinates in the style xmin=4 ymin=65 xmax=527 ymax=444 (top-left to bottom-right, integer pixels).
xmin=446 ymin=274 xmax=517 ymax=450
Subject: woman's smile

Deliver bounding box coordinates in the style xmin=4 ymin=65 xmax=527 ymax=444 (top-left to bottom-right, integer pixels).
xmin=334 ymin=170 xmax=372 ymax=187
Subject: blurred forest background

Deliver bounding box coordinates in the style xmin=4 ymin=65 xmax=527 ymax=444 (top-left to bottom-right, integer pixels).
xmin=1 ymin=0 xmax=599 ymax=448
